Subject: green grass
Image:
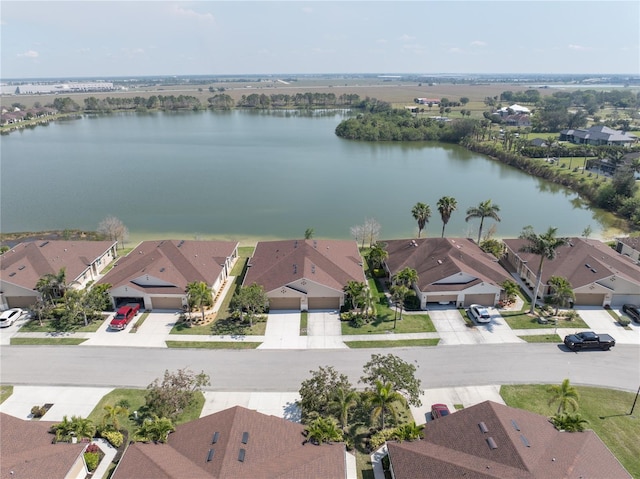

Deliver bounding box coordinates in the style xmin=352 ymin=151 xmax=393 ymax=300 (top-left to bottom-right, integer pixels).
xmin=345 ymin=338 xmax=439 ymax=348
xmin=87 ymin=388 xmax=205 ymax=439
xmin=341 ymin=313 xmax=435 ymax=335
xmin=171 ymin=314 xmax=267 ymax=336
xmin=453 ymin=404 xmax=464 ymax=410
xmin=10 ymin=337 xmax=87 ymax=345
xmin=502 ymin=312 xmax=589 ymax=330
xmin=20 ymin=316 xmax=107 ymax=333
xmin=500 ymin=384 xmax=640 ymax=478
xmin=517 ymin=334 xmax=563 ymax=343
xmin=165 ymin=340 xmax=261 ymax=349
xmin=129 ymin=312 xmax=150 ymax=333
xmin=0 ymin=385 xmax=13 ymax=404
xmin=300 ymin=311 xmax=308 ymax=335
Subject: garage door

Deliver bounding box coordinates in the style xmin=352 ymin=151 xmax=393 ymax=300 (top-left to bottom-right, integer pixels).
xmin=573 ymin=293 xmax=605 ymax=306
xmin=308 ymin=297 xmax=340 ymax=310
xmin=611 ymin=295 xmax=640 ymax=307
xmin=426 ymin=294 xmax=457 ymax=304
xmin=7 ymin=296 xmax=37 ymax=308
xmin=114 ymin=297 xmax=145 ymax=308
xmin=463 ymin=294 xmax=495 ymax=307
xmin=150 ymin=297 xmax=183 ymax=310
xmin=269 ymin=297 xmax=301 ymax=310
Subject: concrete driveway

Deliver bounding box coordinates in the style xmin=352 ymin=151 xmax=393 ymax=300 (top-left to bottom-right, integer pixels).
xmin=575 ymin=306 xmax=640 ymax=344
xmin=429 ymin=306 xmax=523 ymax=345
xmin=258 ymin=311 xmax=307 ymax=349
xmin=81 ymin=311 xmax=178 ymax=348
xmin=201 ymin=391 xmax=301 ymax=422
xmin=410 ymin=385 xmax=505 ymax=424
xmin=306 ymin=310 xmax=347 ymax=349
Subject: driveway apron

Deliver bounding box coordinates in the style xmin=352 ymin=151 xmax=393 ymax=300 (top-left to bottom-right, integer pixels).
xmin=258 ymin=311 xmax=306 ymax=349
xmin=306 ymin=310 xmax=347 ymax=349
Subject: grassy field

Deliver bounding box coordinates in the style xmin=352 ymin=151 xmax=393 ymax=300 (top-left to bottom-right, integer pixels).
xmin=10 ymin=337 xmax=88 ymax=345
xmin=501 ymin=384 xmax=640 ymax=478
xmin=165 ymin=340 xmax=261 ymax=349
xmin=345 ymin=338 xmax=439 ymax=348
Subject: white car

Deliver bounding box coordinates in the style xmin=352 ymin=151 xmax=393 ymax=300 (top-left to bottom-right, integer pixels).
xmin=468 ymin=304 xmax=491 ymax=323
xmin=0 ymin=308 xmax=25 ymax=328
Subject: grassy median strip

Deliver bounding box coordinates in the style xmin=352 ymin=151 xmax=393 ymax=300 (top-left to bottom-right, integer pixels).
xmin=165 ymin=340 xmax=261 ymax=349
xmin=129 ymin=312 xmax=150 ymax=333
xmin=0 ymin=386 xmax=13 ymax=405
xmin=10 ymin=337 xmax=87 ymax=345
xmin=501 ymin=384 xmax=640 ymax=478
xmin=344 ymin=338 xmax=439 ymax=348
xmin=517 ymin=334 xmax=563 ymax=343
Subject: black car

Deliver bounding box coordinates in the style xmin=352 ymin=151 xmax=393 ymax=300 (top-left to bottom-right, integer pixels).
xmin=622 ymin=304 xmax=640 ymax=323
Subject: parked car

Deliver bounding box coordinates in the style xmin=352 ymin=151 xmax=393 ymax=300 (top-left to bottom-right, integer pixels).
xmin=622 ymin=304 xmax=640 ymax=323
xmin=468 ymin=304 xmax=491 ymax=323
xmin=563 ymin=331 xmax=615 ymax=351
xmin=431 ymin=403 xmax=450 ymax=419
xmin=0 ymin=308 xmax=25 ymax=328
xmin=109 ymin=304 xmax=140 ymax=331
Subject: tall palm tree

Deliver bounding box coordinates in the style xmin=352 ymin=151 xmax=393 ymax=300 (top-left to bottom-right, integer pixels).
xmin=437 ymin=196 xmax=458 ymax=238
xmin=330 ymin=387 xmax=359 ymax=431
xmin=519 ymin=226 xmax=569 ymax=314
xmin=390 ymin=284 xmax=411 ymax=324
xmin=367 ymin=380 xmax=406 ymax=430
xmin=547 ymin=276 xmax=575 ymax=315
xmin=411 ymin=202 xmax=431 ymax=238
xmin=343 ymin=281 xmax=367 ymax=315
xmin=35 ymin=267 xmax=67 ymax=304
xmin=185 ymin=281 xmax=213 ymax=323
xmin=392 ymin=267 xmax=418 ymax=288
xmin=103 ymin=404 xmax=129 ymax=431
xmin=366 ymin=242 xmax=388 ymax=270
xmin=465 ymin=200 xmax=501 ymax=244
xmin=547 ymin=379 xmax=580 ymax=415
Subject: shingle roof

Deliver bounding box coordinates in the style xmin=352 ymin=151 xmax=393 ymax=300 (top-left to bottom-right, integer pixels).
xmin=617 ymin=236 xmax=640 ymax=253
xmin=97 ymin=240 xmax=237 ymax=293
xmin=503 ymin=237 xmax=640 ymax=289
xmin=560 ymin=125 xmax=637 ymax=143
xmin=243 ymin=239 xmax=365 ymax=293
xmin=383 ymin=238 xmax=510 ymax=292
xmin=113 ymin=406 xmax=346 ymax=479
xmin=387 ymin=401 xmax=631 ymax=479
xmin=0 ymin=412 xmax=86 ymax=479
xmin=0 ymin=240 xmax=117 ymax=290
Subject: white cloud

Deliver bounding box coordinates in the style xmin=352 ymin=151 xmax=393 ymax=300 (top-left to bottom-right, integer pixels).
xmin=568 ymin=44 xmax=589 ymax=51
xmin=301 ymin=6 xmax=313 ymax=14
xmin=470 ymin=40 xmax=486 ymax=47
xmin=170 ymin=5 xmax=214 ymax=22
xmin=376 ymin=38 xmax=387 ymax=44
xmin=448 ymin=47 xmax=463 ymax=53
xmin=399 ymin=34 xmax=415 ymax=42
xmin=18 ymin=50 xmax=39 ymax=58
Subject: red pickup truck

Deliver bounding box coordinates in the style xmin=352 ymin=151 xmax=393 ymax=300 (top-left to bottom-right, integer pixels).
xmin=109 ymin=303 xmax=140 ymax=330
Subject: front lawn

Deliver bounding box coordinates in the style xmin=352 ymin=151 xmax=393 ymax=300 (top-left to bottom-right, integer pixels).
xmin=10 ymin=337 xmax=88 ymax=345
xmin=345 ymin=338 xmax=439 ymax=348
xmin=19 ymin=315 xmax=107 ymax=333
xmin=517 ymin=334 xmax=562 ymax=343
xmin=501 ymin=384 xmax=640 ymax=478
xmin=165 ymin=340 xmax=261 ymax=349
xmin=502 ymin=311 xmax=589 ymax=330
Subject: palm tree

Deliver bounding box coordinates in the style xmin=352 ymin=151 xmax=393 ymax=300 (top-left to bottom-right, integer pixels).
xmin=366 ymin=242 xmax=388 ymax=270
xmin=390 ymin=284 xmax=411 ymax=324
xmin=71 ymin=416 xmax=96 ymax=442
xmin=185 ymin=281 xmax=213 ymax=324
xmin=343 ymin=281 xmax=367 ymax=315
xmin=547 ymin=379 xmax=580 ymax=415
xmin=103 ymin=404 xmax=129 ymax=431
xmin=411 ymin=202 xmax=431 ymax=238
xmin=35 ymin=267 xmax=67 ymax=304
xmin=367 ymin=380 xmax=406 ymax=430
xmin=392 ymin=267 xmax=418 ymax=288
xmin=330 ymin=387 xmax=359 ymax=431
xmin=465 ymin=200 xmax=501 ymax=244
xmin=136 ymin=415 xmax=175 ymax=443
xmin=551 ymin=412 xmax=588 ymax=432
xmin=51 ymin=415 xmax=74 ymax=442
xmin=305 ymin=416 xmax=343 ymax=445
xmin=392 ymin=421 xmax=424 ymax=441
xmin=519 ymin=226 xmax=569 ymax=314
xmin=437 ymin=196 xmax=458 ymax=238
xmin=547 ymin=276 xmax=575 ymax=315
xmin=500 ymin=279 xmax=519 ymax=305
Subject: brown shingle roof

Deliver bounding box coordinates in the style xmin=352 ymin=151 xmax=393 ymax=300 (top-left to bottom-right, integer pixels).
xmin=387 ymin=401 xmax=631 ymax=479
xmin=617 ymin=236 xmax=640 ymax=253
xmin=504 ymin=237 xmax=640 ymax=289
xmin=243 ymin=239 xmax=365 ymax=293
xmin=0 ymin=412 xmax=86 ymax=479
xmin=383 ymin=238 xmax=510 ymax=291
xmin=97 ymin=240 xmax=237 ymax=293
xmin=0 ymin=240 xmax=117 ymax=289
xmin=113 ymin=406 xmax=346 ymax=479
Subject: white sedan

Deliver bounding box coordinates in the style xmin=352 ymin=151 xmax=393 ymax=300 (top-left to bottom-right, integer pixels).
xmin=0 ymin=308 xmax=25 ymax=328
xmin=468 ymin=304 xmax=491 ymax=323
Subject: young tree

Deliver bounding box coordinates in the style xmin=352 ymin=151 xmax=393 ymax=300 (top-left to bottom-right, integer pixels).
xmin=350 ymin=223 xmax=366 ymax=248
xmin=145 ymin=368 xmax=210 ymax=421
xmin=392 ymin=267 xmax=418 ymax=288
xmin=298 ymin=366 xmax=352 ymax=424
xmin=550 ymin=412 xmax=588 ymax=432
xmin=465 ymin=199 xmax=501 ymax=244
xmin=519 ymin=226 xmax=569 ymax=314
xmin=366 ymin=380 xmax=406 ymax=430
xmin=231 ymin=283 xmax=269 ymax=327
xmin=547 ymin=276 xmax=575 ymax=314
xmin=411 ymin=202 xmax=431 ymax=238
xmin=361 ymin=354 xmax=422 ymax=407
xmin=186 ymin=281 xmax=213 ymax=324
xmin=364 ymin=217 xmax=381 ymax=247
xmin=392 ymin=421 xmax=424 ymax=441
xmin=304 ymin=416 xmax=343 ymax=445
xmin=500 ymin=279 xmax=519 ymax=305
xmin=135 ymin=415 xmax=175 ymax=443
xmin=390 ymin=284 xmax=412 ymax=324
xmin=103 ymin=404 xmax=128 ymax=431
xmin=366 ymin=242 xmax=388 ymax=270
xmin=437 ymin=196 xmax=458 ymax=238
xmin=304 ymin=228 xmax=314 ymax=239
xmin=547 ymin=379 xmax=580 ymax=415
xmin=330 ymin=386 xmax=359 ymax=431
xmin=97 ymin=215 xmax=129 ymax=249
xmin=343 ymin=280 xmax=367 ymax=314
xmin=35 ymin=267 xmax=67 ymax=304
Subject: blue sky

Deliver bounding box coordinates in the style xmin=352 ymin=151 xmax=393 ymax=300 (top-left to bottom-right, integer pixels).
xmin=2 ymin=1 xmax=638 ymax=79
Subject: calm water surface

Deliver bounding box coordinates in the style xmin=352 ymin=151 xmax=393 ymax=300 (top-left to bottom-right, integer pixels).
xmin=0 ymin=110 xmax=620 ymax=243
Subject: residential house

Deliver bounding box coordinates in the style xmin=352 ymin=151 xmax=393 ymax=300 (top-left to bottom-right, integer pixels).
xmin=0 ymin=412 xmax=88 ymax=479
xmin=559 ymin=125 xmax=637 ymax=147
xmin=387 ymin=400 xmax=631 ymax=479
xmin=503 ymin=237 xmax=640 ymax=306
xmin=497 ymin=104 xmax=531 ymax=116
xmin=615 ymin=236 xmax=640 ymax=262
xmin=243 ymin=239 xmax=366 ymax=311
xmin=112 ymin=406 xmax=347 ymax=479
xmin=0 ymin=240 xmax=118 ymax=309
xmin=97 ymin=240 xmax=238 ymax=311
xmin=504 ymin=114 xmax=531 ymax=127
xmin=382 ymin=238 xmax=511 ymax=308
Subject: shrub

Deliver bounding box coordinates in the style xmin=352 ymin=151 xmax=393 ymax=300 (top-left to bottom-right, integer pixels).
xmin=369 ymin=429 xmax=396 ymax=450
xmin=84 ymin=452 xmax=99 ymax=471
xmin=618 ymin=316 xmax=630 ymax=327
xmin=101 ymin=429 xmax=124 ymax=448
xmin=31 ymin=405 xmax=46 ymax=418
xmin=85 ymin=443 xmax=100 ymax=454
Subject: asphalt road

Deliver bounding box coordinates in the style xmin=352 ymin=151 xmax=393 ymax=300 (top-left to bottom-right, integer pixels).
xmin=2 ymin=343 xmax=638 ymax=392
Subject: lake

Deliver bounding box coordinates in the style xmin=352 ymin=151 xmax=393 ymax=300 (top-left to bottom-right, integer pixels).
xmin=0 ymin=110 xmax=623 ymax=244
